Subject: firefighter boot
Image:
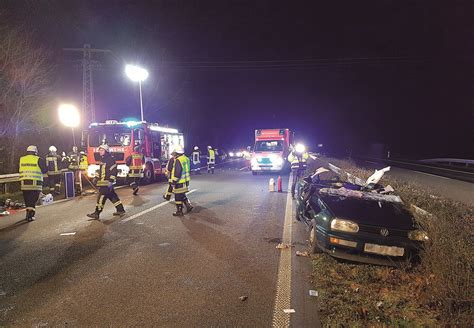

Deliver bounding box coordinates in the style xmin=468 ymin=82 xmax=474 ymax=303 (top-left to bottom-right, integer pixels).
xmin=113 ymin=203 xmax=126 ymax=216
xmin=184 ymin=199 xmax=194 ymax=213
xmin=87 ymin=210 xmax=100 ymax=220
xmin=133 ymin=186 xmax=139 ymax=195
xmin=172 ymin=205 xmax=184 ymax=217
xmin=163 ymin=194 xmax=171 ymax=201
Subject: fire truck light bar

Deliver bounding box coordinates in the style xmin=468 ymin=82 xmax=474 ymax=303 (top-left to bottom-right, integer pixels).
xmin=149 ymin=125 xmax=179 ymax=134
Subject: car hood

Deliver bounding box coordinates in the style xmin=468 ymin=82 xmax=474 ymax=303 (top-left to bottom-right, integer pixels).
xmin=320 ymin=194 xmax=416 ymax=230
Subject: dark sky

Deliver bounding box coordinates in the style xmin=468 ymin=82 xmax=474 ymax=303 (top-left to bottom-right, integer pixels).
xmin=2 ymin=0 xmax=472 ymax=158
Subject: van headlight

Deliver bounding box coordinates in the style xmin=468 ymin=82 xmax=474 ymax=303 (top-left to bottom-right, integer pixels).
xmin=330 ymin=218 xmax=359 ymax=233
xmin=274 ymin=157 xmax=283 ymax=166
xmin=251 ymin=158 xmax=258 ymax=166
xmin=408 ymin=230 xmax=429 ymax=241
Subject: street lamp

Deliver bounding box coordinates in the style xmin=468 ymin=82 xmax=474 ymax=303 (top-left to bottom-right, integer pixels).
xmin=58 ymin=103 xmax=80 ymax=146
xmin=125 ymin=64 xmax=149 ymax=122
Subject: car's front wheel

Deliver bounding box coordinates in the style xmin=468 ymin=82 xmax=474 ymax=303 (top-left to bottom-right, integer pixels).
xmin=309 ymin=219 xmax=323 ymax=254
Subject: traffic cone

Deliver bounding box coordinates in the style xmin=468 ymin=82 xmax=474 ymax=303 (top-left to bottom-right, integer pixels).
xmin=269 ymin=178 xmax=275 ymax=192
xmin=277 ymin=176 xmax=282 ymax=192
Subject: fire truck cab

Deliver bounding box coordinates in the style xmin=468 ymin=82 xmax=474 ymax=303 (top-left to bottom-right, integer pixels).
xmin=251 ymin=128 xmax=293 ymax=174
xmin=86 ymin=120 xmax=183 ymax=183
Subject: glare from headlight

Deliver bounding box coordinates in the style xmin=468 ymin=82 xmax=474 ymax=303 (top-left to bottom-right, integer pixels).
xmin=330 ymin=218 xmax=359 ymax=233
xmin=236 ymin=152 xmax=242 ymax=157
xmin=229 ymin=152 xmax=234 ymax=157
xmin=87 ymin=164 xmax=99 ymax=178
xmin=274 ymin=157 xmax=283 ymax=166
xmin=251 ymin=157 xmax=258 ymax=165
xmin=408 ymin=230 xmax=429 ymax=241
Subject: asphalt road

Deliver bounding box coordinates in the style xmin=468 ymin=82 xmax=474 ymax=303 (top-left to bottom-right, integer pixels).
xmin=363 ymin=160 xmax=474 ymax=206
xmin=0 ymin=160 xmax=319 ymax=327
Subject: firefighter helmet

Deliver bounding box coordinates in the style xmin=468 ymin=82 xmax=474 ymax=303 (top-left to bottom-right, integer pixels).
xmin=207 ymin=145 xmax=212 ymax=149
xmin=173 ymin=145 xmax=184 ymax=154
xmin=49 ymin=145 xmax=57 ymax=152
xmin=27 ymin=145 xmax=38 ymax=153
xmin=98 ymin=144 xmax=109 ymax=152
xmin=194 ymin=146 xmax=199 ymax=150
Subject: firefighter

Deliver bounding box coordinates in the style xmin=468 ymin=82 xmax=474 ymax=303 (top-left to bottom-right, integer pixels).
xmin=288 ymin=143 xmax=309 ymax=199
xmin=67 ymin=146 xmax=82 ymax=195
xmin=19 ymin=145 xmax=47 ymax=222
xmin=45 ymin=145 xmax=63 ymax=194
xmin=170 ymin=145 xmax=193 ymax=216
xmin=86 ymin=144 xmax=125 ymax=219
xmin=191 ymin=146 xmax=201 ymax=175
xmin=207 ymin=145 xmax=215 ymax=174
xmin=126 ymin=145 xmax=144 ymax=195
xmin=163 ymin=154 xmax=175 ymax=201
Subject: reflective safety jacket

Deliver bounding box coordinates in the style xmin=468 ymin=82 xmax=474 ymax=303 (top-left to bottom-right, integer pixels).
xmin=19 ymin=154 xmax=47 ymax=191
xmin=96 ymin=153 xmax=117 ymax=187
xmin=67 ymin=151 xmax=81 ymax=170
xmin=192 ymin=150 xmax=201 ymax=165
xmin=288 ymin=152 xmax=309 ymax=170
xmin=45 ymin=153 xmax=62 ymax=176
xmin=207 ymin=149 xmax=215 ymax=164
xmin=79 ymin=154 xmax=88 ymax=171
xmin=126 ymin=152 xmax=144 ymax=178
xmin=171 ymin=154 xmax=190 ymax=193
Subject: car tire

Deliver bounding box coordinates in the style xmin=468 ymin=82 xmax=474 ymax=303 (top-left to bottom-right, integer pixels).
xmin=143 ymin=163 xmax=154 ymax=184
xmin=252 ymin=171 xmax=257 ymax=175
xmin=309 ymin=219 xmax=323 ymax=254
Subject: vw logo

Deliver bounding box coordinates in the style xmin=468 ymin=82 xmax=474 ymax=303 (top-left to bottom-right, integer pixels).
xmin=380 ymin=228 xmax=389 ymax=237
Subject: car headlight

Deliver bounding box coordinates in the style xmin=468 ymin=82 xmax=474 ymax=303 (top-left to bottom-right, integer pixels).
xmin=251 ymin=158 xmax=258 ymax=165
xmin=236 ymin=152 xmax=242 ymax=157
xmin=229 ymin=152 xmax=234 ymax=157
xmin=408 ymin=230 xmax=429 ymax=241
xmin=330 ymin=218 xmax=359 ymax=233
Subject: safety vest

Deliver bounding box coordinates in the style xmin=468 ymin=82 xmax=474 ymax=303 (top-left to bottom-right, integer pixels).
xmin=172 ymin=155 xmax=191 ymax=184
xmin=288 ymin=152 xmax=309 ymax=170
xmin=46 ymin=154 xmax=60 ymax=175
xmin=128 ymin=153 xmax=144 ymax=178
xmin=19 ymin=155 xmax=43 ymax=191
xmin=192 ymin=151 xmax=200 ymax=164
xmin=208 ymin=149 xmax=215 ymax=164
xmin=79 ymin=154 xmax=88 ymax=170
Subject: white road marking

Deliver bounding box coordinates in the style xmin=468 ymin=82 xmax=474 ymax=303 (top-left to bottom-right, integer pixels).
xmin=121 ymin=189 xmax=197 ymax=223
xmin=239 ymin=166 xmax=248 ymax=171
xmin=272 ymin=173 xmax=294 ymax=328
xmin=310 ymin=155 xmax=318 ymax=160
xmin=60 ymin=232 xmax=76 ymax=236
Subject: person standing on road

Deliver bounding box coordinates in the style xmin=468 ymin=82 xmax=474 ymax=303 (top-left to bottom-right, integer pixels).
xmin=87 ymin=144 xmax=125 ymax=220
xmin=19 ymin=145 xmax=47 ymax=222
xmin=207 ymin=145 xmax=215 ymax=174
xmin=67 ymin=146 xmax=83 ymax=195
xmin=191 ymin=146 xmax=201 ymax=175
xmin=45 ymin=145 xmax=63 ymax=195
xmin=163 ymin=154 xmax=175 ymax=201
xmin=126 ymin=145 xmax=144 ymax=195
xmin=288 ymin=143 xmax=309 ymax=199
xmin=170 ymin=146 xmax=193 ymax=216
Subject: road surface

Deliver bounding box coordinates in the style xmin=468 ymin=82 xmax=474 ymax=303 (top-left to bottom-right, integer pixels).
xmin=0 ymin=160 xmax=319 ymax=327
xmin=363 ymin=160 xmax=474 ymax=206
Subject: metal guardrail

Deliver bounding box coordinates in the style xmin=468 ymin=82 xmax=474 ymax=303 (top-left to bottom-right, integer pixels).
xmin=362 ymin=157 xmax=474 ymax=183
xmin=419 ymin=158 xmax=474 ymax=167
xmin=0 ymin=173 xmax=20 ymax=194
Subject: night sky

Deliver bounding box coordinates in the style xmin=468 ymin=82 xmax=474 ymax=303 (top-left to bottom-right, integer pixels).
xmin=2 ymin=0 xmax=472 ymax=158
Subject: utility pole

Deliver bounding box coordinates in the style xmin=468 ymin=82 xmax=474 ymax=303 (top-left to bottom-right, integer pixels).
xmin=63 ymin=44 xmax=112 ymax=130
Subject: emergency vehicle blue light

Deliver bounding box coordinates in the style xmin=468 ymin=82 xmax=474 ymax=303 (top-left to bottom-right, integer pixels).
xmin=125 ymin=121 xmax=141 ymax=127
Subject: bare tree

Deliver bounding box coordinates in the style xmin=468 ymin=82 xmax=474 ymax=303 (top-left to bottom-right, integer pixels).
xmin=0 ymin=25 xmax=55 ymax=172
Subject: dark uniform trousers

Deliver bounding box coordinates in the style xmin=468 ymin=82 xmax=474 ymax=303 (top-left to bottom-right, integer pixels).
xmin=173 ymin=182 xmax=189 ymax=205
xmin=291 ymin=168 xmax=305 ymax=197
xmin=24 ymin=190 xmax=41 ymax=218
xmin=95 ymin=186 xmax=124 ymax=213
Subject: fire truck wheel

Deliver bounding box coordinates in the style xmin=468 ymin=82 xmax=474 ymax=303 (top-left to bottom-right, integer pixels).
xmin=143 ymin=164 xmax=154 ymax=184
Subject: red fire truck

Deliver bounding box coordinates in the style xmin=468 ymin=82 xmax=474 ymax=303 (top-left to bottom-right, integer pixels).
xmin=251 ymin=128 xmax=293 ymax=174
xmin=85 ymin=120 xmax=183 ymax=183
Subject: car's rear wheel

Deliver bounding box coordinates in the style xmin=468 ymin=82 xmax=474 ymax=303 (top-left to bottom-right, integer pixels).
xmin=309 ymin=219 xmax=323 ymax=254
